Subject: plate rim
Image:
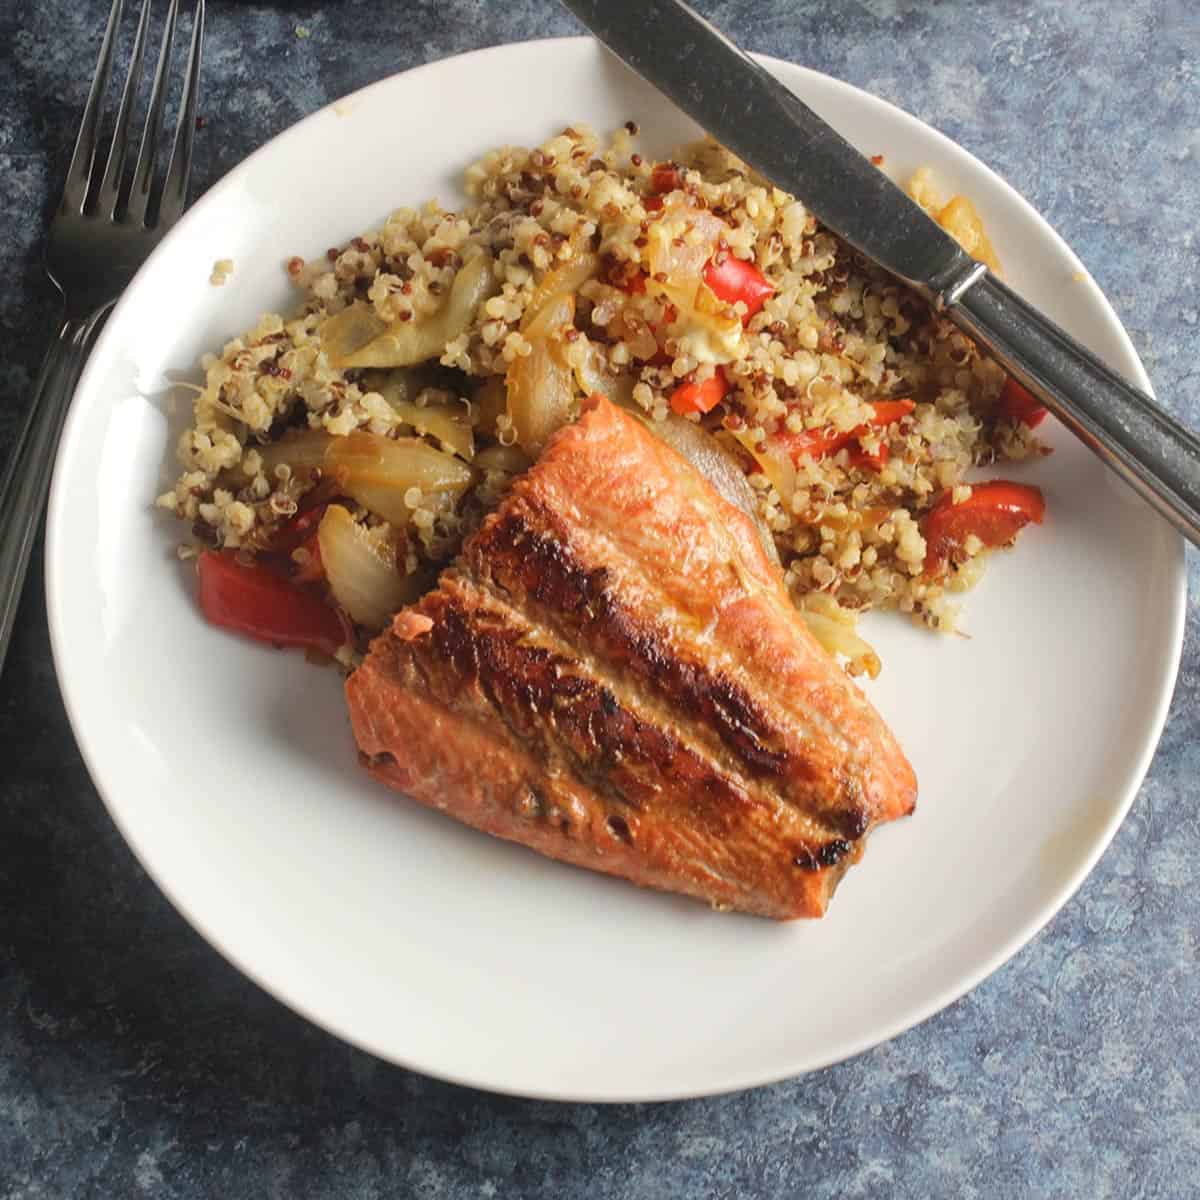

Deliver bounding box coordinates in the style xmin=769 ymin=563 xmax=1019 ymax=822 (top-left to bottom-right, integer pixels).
xmin=45 ymin=36 xmax=1188 ymax=1102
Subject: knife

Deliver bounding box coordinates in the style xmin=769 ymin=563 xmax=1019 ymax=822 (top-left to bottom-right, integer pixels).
xmin=562 ymin=0 xmax=1200 ymax=547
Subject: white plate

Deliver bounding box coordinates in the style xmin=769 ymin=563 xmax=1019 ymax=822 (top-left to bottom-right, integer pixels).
xmin=47 ymin=38 xmax=1185 ymax=1101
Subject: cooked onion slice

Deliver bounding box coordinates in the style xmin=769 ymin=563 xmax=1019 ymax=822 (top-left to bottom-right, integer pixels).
xmin=326 ymin=431 xmax=473 ymax=527
xmin=326 ymin=431 xmax=473 ymax=489
xmin=524 ymin=252 xmax=597 ymax=326
xmin=318 ymin=505 xmax=425 ymax=631
xmin=240 ymin=429 xmax=473 ymax=528
xmin=645 ymin=201 xmax=726 ymax=287
xmin=386 ymin=396 xmax=474 ymax=461
xmin=506 ymin=291 xmax=577 ymax=454
xmin=362 ymin=364 xmax=475 ymax=458
xmin=363 ymin=371 xmax=474 ymax=461
xmin=321 ymin=252 xmax=498 ymax=368
xmin=798 ymin=593 xmax=881 ymax=678
xmin=643 ymin=204 xmax=742 ymax=364
xmin=572 ymin=339 xmax=634 ymax=408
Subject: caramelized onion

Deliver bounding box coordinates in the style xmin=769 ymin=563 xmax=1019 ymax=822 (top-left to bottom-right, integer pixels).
xmin=326 ymin=431 xmax=473 ymax=526
xmin=388 ymin=397 xmax=474 ymax=461
xmin=362 ymin=367 xmax=474 ymax=459
xmin=572 ymin=339 xmax=634 ymax=408
xmin=645 ymin=201 xmax=726 ymax=287
xmin=524 ymin=252 xmax=597 ymax=326
xmin=317 ymin=504 xmax=424 ymax=631
xmin=798 ymin=593 xmax=881 ymax=678
xmin=320 ymin=252 xmax=497 ymax=368
xmin=505 ymin=291 xmax=577 ymax=453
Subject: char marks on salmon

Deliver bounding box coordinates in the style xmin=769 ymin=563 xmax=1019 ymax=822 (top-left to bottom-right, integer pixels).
xmin=346 ymin=395 xmax=917 ymax=918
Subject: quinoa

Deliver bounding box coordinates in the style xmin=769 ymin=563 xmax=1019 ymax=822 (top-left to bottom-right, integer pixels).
xmin=159 ymin=123 xmax=1046 ymax=667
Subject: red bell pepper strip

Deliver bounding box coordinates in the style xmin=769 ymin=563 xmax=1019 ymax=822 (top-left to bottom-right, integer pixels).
xmin=923 ymin=480 xmax=1046 ymax=574
xmin=650 ymin=163 xmax=681 ymax=194
xmin=197 ymin=551 xmax=345 ymax=655
xmin=703 ymin=254 xmax=775 ymax=322
xmin=995 ymin=376 xmax=1048 ymax=428
xmin=669 ymin=368 xmax=730 ymax=416
xmin=779 ymin=398 xmax=915 ymax=470
xmin=783 ymin=425 xmax=855 ymax=462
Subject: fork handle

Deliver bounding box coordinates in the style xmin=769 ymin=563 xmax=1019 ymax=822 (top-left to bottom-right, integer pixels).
xmin=0 ymin=315 xmax=102 ymax=675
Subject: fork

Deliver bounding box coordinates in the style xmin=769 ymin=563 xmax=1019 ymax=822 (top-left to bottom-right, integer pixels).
xmin=0 ymin=0 xmax=204 ymax=675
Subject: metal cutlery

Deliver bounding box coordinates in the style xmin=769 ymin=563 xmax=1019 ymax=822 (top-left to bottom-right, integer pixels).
xmin=0 ymin=0 xmax=204 ymax=674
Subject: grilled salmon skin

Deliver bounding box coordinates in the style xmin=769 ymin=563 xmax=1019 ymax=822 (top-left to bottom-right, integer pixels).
xmin=345 ymin=396 xmax=917 ymax=918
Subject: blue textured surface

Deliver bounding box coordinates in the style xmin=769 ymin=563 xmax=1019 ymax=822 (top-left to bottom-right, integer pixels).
xmin=1 ymin=1 xmax=1197 ymax=1194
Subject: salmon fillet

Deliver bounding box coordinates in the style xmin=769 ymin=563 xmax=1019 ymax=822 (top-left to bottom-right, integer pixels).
xmin=345 ymin=396 xmax=917 ymax=918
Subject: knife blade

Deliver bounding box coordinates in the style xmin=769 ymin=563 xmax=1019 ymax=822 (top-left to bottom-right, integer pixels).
xmin=562 ymin=0 xmax=1200 ymax=547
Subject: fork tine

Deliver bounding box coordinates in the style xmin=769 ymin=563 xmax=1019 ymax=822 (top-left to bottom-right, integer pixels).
xmin=97 ymin=0 xmax=154 ymax=217
xmin=156 ymin=0 xmax=204 ymax=229
xmin=126 ymin=0 xmax=180 ymax=225
xmin=60 ymin=0 xmax=125 ymax=214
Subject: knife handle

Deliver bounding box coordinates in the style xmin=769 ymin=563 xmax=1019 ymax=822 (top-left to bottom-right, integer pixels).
xmin=949 ymin=272 xmax=1200 ymax=545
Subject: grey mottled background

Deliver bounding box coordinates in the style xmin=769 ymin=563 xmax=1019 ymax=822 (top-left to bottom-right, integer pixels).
xmin=2 ymin=0 xmax=1198 ymax=1196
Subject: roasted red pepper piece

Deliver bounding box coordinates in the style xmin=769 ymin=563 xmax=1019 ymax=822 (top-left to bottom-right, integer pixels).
xmin=780 ymin=398 xmax=915 ymax=471
xmin=703 ymin=254 xmax=775 ymax=322
xmin=650 ymin=163 xmax=682 ymax=194
xmin=783 ymin=425 xmax=855 ymax=462
xmin=995 ymin=376 xmax=1048 ymax=428
xmin=197 ymin=550 xmax=344 ymax=655
xmin=669 ymin=368 xmax=730 ymax=416
xmin=923 ymin=480 xmax=1046 ymax=574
